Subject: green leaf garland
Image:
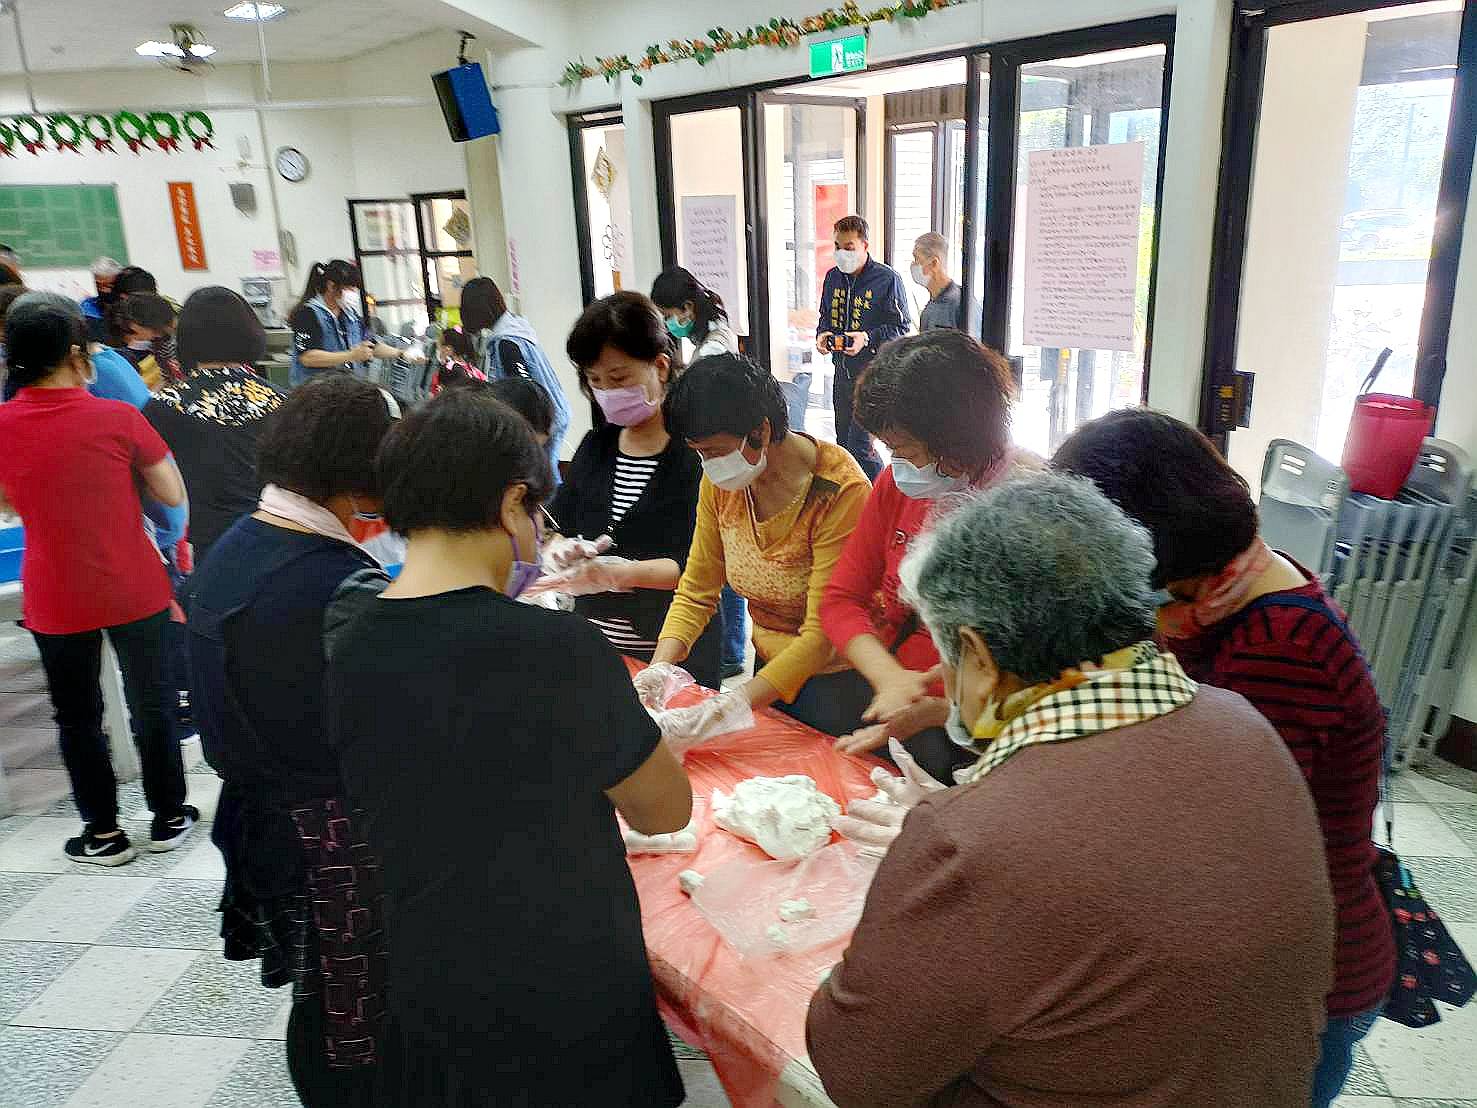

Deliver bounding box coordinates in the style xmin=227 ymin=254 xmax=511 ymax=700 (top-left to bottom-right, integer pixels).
xmin=0 ymin=110 xmax=213 ymax=155
xmin=560 ymin=0 xmax=962 ymax=87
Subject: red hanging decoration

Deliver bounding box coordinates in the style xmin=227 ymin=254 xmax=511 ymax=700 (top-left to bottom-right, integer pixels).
xmin=46 ymin=115 xmax=84 ymax=154
xmin=84 ymin=114 xmax=116 ymax=153
xmin=182 ymin=111 xmax=214 ymax=151
xmin=148 ymin=112 xmax=182 ymax=153
xmin=12 ymin=116 xmax=45 ymax=155
xmin=114 ymin=111 xmax=149 ymax=154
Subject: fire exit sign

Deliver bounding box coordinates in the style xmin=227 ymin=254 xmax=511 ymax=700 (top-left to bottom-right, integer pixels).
xmin=809 ymin=33 xmax=867 ymax=78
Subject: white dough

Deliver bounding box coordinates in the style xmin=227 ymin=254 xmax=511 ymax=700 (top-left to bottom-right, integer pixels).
xmin=765 ymin=923 xmax=792 ymax=947
xmin=678 ymin=869 xmax=705 ymax=896
xmin=710 ymin=775 xmax=842 ymax=860
xmin=779 ymin=898 xmax=815 ymax=923
xmin=623 ymin=819 xmax=699 ymax=855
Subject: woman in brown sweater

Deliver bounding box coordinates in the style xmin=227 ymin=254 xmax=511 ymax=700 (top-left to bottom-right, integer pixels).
xmin=809 ymin=472 xmax=1336 ymax=1108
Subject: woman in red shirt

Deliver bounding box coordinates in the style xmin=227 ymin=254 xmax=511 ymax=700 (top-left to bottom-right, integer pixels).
xmin=819 ymin=330 xmax=1035 ymax=780
xmin=0 ymin=293 xmax=194 ymax=866
xmin=1054 ymin=409 xmax=1395 ymax=1108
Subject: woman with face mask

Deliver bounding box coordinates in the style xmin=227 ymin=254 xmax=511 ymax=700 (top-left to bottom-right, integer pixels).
xmin=327 ymin=387 xmax=692 ymax=1108
xmin=649 ymin=266 xmax=737 ymax=357
xmin=814 ymin=473 xmax=1338 ymax=1108
xmin=186 ymin=374 xmax=399 ymax=1106
xmin=543 ymin=292 xmax=721 ymax=686
xmin=819 ymin=330 xmax=1038 ymax=780
xmin=640 ymin=352 xmax=870 ymax=739
xmin=0 ymin=292 xmax=193 ymax=866
xmin=288 ymin=259 xmax=413 ymax=386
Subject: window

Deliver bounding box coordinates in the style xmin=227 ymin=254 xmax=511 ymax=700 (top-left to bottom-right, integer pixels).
xmin=568 ymin=111 xmax=632 ymax=304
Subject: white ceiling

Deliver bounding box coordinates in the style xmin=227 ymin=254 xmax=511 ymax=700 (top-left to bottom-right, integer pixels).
xmin=0 ymin=0 xmax=521 ymax=76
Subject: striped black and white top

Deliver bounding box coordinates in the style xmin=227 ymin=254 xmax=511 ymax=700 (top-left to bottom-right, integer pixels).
xmin=588 ymin=451 xmax=662 ymax=657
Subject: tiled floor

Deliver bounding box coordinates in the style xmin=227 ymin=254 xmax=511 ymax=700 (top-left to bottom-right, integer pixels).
xmin=3 ymin=626 xmax=1477 ymax=1107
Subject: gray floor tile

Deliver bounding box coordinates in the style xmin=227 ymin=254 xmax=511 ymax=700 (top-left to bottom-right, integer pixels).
xmin=0 ymin=874 xmax=159 ymax=943
xmin=46 ymin=780 xmax=146 ymax=820
xmin=1346 ymin=1043 xmax=1392 ymax=1096
xmin=0 ymin=812 xmax=34 ymax=838
xmin=63 ymin=1031 xmax=250 ymax=1108
xmin=1 ymin=725 xmax=61 ymax=770
xmin=1400 ymin=858 xmax=1477 ymax=921
xmin=203 ymin=1040 xmax=300 ymax=1108
xmin=1433 ymin=805 xmax=1477 ymax=852
xmin=0 ymin=1026 xmax=122 ymax=1108
xmin=13 ymin=943 xmax=198 ymax=1031
xmin=97 ymin=878 xmax=222 ymax=949
xmin=136 ymin=953 xmax=290 ymax=1038
xmin=0 ymin=940 xmax=87 ymax=1021
xmin=1417 ymin=758 xmax=1477 ymax=795
xmin=3 ymin=768 xmax=72 ymax=816
xmin=1390 ymin=775 xmax=1428 ymax=802
xmin=0 ymin=871 xmax=53 ymax=925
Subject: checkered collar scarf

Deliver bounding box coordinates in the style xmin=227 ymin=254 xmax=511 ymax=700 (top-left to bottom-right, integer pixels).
xmin=953 ymin=642 xmax=1197 ymax=785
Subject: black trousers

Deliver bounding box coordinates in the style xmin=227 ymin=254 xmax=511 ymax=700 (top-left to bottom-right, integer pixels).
xmin=831 ymin=360 xmax=882 ymax=480
xmin=30 ymin=609 xmax=188 ymax=831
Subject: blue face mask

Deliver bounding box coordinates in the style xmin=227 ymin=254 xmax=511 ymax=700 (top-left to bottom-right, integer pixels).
xmin=665 ymin=315 xmax=695 ymax=339
xmin=891 ymin=457 xmax=968 ymax=500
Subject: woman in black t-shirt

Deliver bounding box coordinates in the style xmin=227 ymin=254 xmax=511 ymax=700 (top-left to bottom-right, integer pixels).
xmin=326 ymin=388 xmax=692 ymax=1108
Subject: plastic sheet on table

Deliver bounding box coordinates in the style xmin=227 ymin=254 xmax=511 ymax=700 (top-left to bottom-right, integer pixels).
xmin=623 ymin=660 xmax=884 ymax=1108
xmin=691 ymin=842 xmax=878 ymax=958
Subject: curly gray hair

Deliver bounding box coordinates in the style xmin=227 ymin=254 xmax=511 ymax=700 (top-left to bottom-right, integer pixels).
xmin=898 ymin=472 xmax=1158 ymax=684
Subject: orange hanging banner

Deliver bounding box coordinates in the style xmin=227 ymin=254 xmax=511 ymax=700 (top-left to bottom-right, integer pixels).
xmin=167 ymin=181 xmax=208 ymax=271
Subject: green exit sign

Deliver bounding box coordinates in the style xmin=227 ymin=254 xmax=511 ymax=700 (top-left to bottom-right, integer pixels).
xmin=809 ymin=33 xmax=867 ymax=79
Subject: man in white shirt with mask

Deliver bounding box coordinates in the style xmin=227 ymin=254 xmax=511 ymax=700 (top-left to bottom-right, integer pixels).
xmin=816 ymin=214 xmax=910 ymax=480
xmin=912 ymin=232 xmax=963 ymax=332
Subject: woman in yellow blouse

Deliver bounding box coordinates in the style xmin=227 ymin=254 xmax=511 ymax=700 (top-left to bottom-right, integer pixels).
xmin=640 ymin=353 xmax=869 ymax=737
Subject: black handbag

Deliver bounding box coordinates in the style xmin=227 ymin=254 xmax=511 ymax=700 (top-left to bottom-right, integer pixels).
xmin=1248 ymin=593 xmax=1477 ymax=1028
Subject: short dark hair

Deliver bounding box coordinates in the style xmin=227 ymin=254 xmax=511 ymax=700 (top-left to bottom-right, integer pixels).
xmin=566 ymin=291 xmax=673 ymax=400
xmin=0 ymin=283 xmax=28 ymax=323
xmin=437 ymin=327 xmax=476 ymax=362
xmin=119 ymin=292 xmax=177 ymax=333
xmin=378 ymin=388 xmax=554 ymax=535
xmin=663 ymin=352 xmax=788 ymax=445
xmin=113 ymin=266 xmax=158 ymax=297
xmin=459 ymin=276 xmax=509 ymax=334
xmin=834 ymin=214 xmax=868 ymax=241
xmin=486 ymin=376 xmax=555 ymax=437
xmin=1052 ymin=408 xmax=1259 ymax=587
xmin=256 ymin=376 xmax=397 ymax=503
xmin=176 ymin=286 xmax=267 ymax=368
xmin=3 ymin=291 xmax=87 ymax=388
xmin=0 ymin=264 xmax=19 ymax=287
xmin=855 ymin=331 xmax=1014 ymax=476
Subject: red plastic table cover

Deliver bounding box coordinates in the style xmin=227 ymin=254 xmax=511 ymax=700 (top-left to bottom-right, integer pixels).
xmin=624 ymin=660 xmax=885 ymax=1108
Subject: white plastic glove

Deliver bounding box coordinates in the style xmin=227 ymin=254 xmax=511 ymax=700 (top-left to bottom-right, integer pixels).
xmin=542 ymin=534 xmax=613 ymax=574
xmin=830 ymin=739 xmax=946 ymax=853
xmin=632 ymin=662 xmax=695 ymax=709
xmin=528 ymin=555 xmax=634 ymax=597
xmin=651 ymin=690 xmax=754 ymax=753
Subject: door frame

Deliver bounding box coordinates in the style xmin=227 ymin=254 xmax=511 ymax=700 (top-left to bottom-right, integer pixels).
xmin=410 ymin=189 xmax=473 ymax=322
xmin=567 ymin=107 xmax=624 ymax=307
xmin=346 ymin=197 xmax=424 ymax=327
xmin=1200 ymin=0 xmax=1477 ymax=444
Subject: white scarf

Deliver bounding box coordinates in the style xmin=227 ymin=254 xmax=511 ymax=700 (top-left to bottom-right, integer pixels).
xmin=257 ymin=484 xmax=378 ymax=562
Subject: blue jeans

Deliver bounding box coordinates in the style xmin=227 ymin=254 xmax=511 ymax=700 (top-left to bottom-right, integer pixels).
xmin=1310 ymin=1008 xmax=1381 ymax=1108
xmin=719 ymin=585 xmax=747 ymax=669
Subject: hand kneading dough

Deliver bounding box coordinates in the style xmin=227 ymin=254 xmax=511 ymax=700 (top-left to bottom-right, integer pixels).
xmin=678 ymin=869 xmax=705 ymax=896
xmin=710 ymin=775 xmax=841 ymax=860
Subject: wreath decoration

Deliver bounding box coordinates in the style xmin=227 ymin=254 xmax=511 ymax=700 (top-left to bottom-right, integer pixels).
xmin=182 ymin=111 xmax=214 ymax=151
xmin=46 ymin=114 xmax=84 ymax=153
xmin=147 ymin=111 xmax=182 ymax=153
xmin=0 ymin=120 xmax=14 ymax=159
xmin=11 ymin=115 xmax=45 ymax=154
xmin=83 ymin=114 xmax=115 ymax=153
xmin=115 ymin=111 xmax=149 ymax=153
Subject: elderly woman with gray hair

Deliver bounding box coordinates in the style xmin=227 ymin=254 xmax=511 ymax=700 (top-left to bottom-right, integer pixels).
xmin=808 ymin=472 xmax=1337 ymax=1108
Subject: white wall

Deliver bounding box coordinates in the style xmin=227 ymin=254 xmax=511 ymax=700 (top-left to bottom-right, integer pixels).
xmin=0 ymin=33 xmax=468 ymax=316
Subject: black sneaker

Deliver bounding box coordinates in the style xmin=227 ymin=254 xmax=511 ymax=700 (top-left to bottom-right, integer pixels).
xmin=64 ymin=827 xmax=138 ymax=867
xmin=149 ymin=804 xmax=200 ymax=853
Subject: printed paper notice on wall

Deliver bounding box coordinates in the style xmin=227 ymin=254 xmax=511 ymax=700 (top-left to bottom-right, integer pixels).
xmin=167 ymin=182 xmax=208 ymax=271
xmin=680 ymin=195 xmax=741 ymax=335
xmin=1022 ymin=142 xmax=1145 ymax=353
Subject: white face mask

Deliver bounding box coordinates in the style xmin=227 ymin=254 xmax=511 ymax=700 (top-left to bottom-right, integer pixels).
xmin=339 ymin=289 xmax=363 ymax=315
xmin=834 ymin=249 xmax=864 ymax=275
xmin=702 ymin=442 xmax=768 ymax=492
xmin=910 ymin=263 xmax=928 ymax=287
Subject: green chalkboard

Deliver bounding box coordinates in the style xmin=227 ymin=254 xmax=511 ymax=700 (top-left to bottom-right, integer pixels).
xmin=0 ymin=185 xmax=129 ymax=269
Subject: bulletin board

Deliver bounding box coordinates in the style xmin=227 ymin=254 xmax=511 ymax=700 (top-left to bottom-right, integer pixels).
xmin=0 ymin=185 xmax=129 ymax=269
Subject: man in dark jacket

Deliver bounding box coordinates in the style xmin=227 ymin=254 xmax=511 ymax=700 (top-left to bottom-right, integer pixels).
xmin=817 ymin=215 xmax=909 ymax=479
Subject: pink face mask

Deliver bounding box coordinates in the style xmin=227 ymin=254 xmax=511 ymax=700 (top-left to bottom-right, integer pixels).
xmin=593 ymin=384 xmax=658 ymax=427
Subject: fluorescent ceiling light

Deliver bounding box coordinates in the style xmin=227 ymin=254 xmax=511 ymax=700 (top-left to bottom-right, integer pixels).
xmin=136 ymin=40 xmax=185 ymax=57
xmin=189 ymin=43 xmax=217 ymax=57
xmin=223 ymin=2 xmax=285 ymax=19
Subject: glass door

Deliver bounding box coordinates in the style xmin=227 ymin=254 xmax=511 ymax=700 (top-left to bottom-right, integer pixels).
xmin=758 ymin=94 xmax=863 ymax=440
xmin=568 ymin=110 xmax=632 ymax=304
xmin=975 ymin=28 xmax=1172 ymax=456
xmin=655 ymin=93 xmax=764 ymax=362
xmin=348 ymin=198 xmax=427 ymax=339
xmin=412 ymin=190 xmax=476 ymax=327
xmin=1204 ymin=0 xmax=1475 ymax=485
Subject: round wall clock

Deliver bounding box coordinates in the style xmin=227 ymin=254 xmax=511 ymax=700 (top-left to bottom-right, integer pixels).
xmin=275 ymin=146 xmax=309 ymax=182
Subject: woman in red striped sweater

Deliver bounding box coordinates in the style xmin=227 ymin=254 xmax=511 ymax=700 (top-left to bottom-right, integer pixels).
xmin=1055 ymin=409 xmax=1394 ymax=1108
